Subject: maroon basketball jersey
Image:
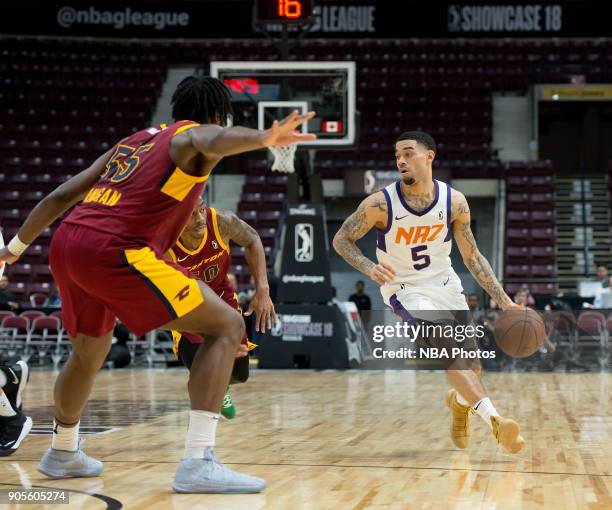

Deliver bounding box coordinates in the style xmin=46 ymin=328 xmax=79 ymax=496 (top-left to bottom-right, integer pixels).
xmin=64 ymin=121 xmax=206 ymax=255
xmin=168 ymin=207 xmax=233 ymax=294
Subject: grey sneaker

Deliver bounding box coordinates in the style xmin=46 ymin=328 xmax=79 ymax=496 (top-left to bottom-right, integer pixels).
xmin=173 ymin=447 xmax=266 ymax=494
xmin=37 ymin=448 xmax=103 ymax=479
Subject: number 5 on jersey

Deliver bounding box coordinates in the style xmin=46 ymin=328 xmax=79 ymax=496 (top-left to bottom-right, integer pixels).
xmin=411 ymin=245 xmax=431 ymax=270
xmin=100 ymin=144 xmax=154 ymax=183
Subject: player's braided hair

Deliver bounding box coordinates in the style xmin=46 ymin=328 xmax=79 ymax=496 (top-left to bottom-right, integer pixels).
xmin=171 ymin=75 xmax=233 ymax=125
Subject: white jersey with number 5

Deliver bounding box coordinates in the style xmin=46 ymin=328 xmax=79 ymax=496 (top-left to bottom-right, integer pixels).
xmin=376 ymin=179 xmax=467 ymax=310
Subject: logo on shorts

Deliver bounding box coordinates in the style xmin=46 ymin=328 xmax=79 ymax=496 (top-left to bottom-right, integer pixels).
xmin=175 ymin=285 xmax=190 ymax=301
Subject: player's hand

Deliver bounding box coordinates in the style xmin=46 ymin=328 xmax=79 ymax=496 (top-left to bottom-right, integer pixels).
xmin=262 ymin=110 xmax=317 ymax=147
xmin=0 ymin=247 xmax=19 ymax=266
xmin=244 ymin=290 xmax=277 ymax=333
xmin=368 ymin=262 xmax=396 ymax=286
xmin=235 ymin=344 xmax=248 ymax=358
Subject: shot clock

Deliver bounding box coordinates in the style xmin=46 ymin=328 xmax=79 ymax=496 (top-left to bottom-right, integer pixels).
xmin=255 ymin=0 xmax=315 ymax=23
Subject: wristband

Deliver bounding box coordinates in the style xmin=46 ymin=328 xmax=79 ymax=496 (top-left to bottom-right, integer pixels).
xmin=7 ymin=235 xmax=29 ymax=257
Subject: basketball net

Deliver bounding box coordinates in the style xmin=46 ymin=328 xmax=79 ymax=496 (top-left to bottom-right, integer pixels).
xmin=269 ymin=144 xmax=298 ymax=173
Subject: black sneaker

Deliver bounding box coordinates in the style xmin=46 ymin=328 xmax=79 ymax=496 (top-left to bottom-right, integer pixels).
xmin=0 ymin=411 xmax=33 ymax=456
xmin=1 ymin=360 xmax=29 ymax=411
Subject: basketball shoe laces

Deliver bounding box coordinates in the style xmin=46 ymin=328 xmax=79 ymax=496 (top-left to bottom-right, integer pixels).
xmin=453 ymin=407 xmax=472 ymax=436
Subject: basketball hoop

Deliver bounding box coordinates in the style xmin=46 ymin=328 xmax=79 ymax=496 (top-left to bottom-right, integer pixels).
xmin=269 ymin=144 xmax=298 ymax=173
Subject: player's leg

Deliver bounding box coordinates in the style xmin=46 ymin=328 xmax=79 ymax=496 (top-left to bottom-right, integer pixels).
xmin=162 ymin=281 xmax=265 ymax=493
xmin=413 ymin=289 xmax=524 ymax=453
xmin=177 ymin=335 xmax=246 ymax=420
xmin=37 ymin=331 xmax=112 ymax=479
xmin=38 ymin=225 xmax=113 ymax=478
xmin=54 ymin=332 xmax=113 ymax=426
xmin=445 ymin=360 xmax=523 ymax=453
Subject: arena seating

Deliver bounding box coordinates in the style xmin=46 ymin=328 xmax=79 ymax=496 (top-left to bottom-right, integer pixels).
xmin=503 ymin=160 xmax=557 ymax=296
xmin=4 ymin=36 xmax=612 ymax=297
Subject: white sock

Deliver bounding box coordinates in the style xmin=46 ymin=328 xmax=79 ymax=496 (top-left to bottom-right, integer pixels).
xmin=51 ymin=420 xmax=79 ymax=452
xmin=0 ymin=370 xmax=6 ymax=388
xmin=455 ymin=392 xmax=470 ymax=407
xmin=183 ymin=410 xmax=219 ymax=460
xmin=473 ymin=398 xmax=499 ymax=429
xmin=0 ymin=390 xmax=16 ymax=417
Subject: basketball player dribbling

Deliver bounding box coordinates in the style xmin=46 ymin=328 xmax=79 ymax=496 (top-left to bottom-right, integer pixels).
xmin=333 ymin=131 xmax=525 ymax=454
xmin=0 ymin=76 xmax=315 ymax=493
xmin=168 ymin=198 xmax=275 ymax=419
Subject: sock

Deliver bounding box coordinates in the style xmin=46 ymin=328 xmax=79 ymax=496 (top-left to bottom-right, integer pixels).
xmin=473 ymin=398 xmax=499 ymax=430
xmin=0 ymin=369 xmax=6 ymax=388
xmin=51 ymin=419 xmax=79 ymax=452
xmin=455 ymin=392 xmax=470 ymax=407
xmin=0 ymin=390 xmax=16 ymax=417
xmin=183 ymin=410 xmax=219 ymax=460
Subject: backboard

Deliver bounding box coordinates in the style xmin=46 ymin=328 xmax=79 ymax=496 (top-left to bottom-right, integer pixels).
xmin=210 ymin=61 xmax=356 ymax=148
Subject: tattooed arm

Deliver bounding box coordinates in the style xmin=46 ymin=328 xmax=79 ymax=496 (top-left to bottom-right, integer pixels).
xmin=332 ymin=192 xmax=396 ymax=286
xmin=216 ymin=209 xmax=276 ymax=332
xmin=451 ymin=190 xmax=516 ymax=310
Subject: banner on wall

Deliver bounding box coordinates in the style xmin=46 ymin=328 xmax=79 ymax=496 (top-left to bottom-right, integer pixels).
xmin=0 ymin=1 xmax=607 ymax=39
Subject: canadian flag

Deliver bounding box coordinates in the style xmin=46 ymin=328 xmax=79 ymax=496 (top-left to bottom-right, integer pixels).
xmin=322 ymin=120 xmax=342 ymax=133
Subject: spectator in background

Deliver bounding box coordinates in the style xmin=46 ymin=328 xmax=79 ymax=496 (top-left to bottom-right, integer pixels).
xmin=44 ymin=286 xmax=62 ymax=308
xmin=466 ymin=294 xmax=486 ymax=324
xmin=349 ymin=280 xmax=371 ymax=313
xmin=514 ymin=289 xmax=529 ymax=307
xmin=595 ymin=263 xmax=609 ymax=287
xmin=514 ymin=286 xmax=536 ymax=307
xmin=592 ymin=275 xmax=612 ymax=308
xmin=0 ymin=275 xmax=19 ymax=312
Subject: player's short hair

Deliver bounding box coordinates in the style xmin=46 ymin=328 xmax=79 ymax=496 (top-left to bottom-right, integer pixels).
xmin=171 ymin=75 xmax=233 ymax=125
xmin=396 ymin=131 xmax=437 ymax=153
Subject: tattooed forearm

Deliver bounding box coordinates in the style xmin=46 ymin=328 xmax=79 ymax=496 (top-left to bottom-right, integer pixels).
xmin=333 ymin=201 xmax=380 ymax=276
xmin=333 ymin=233 xmax=376 ymax=275
xmin=460 ymin=222 xmax=512 ymax=307
xmin=217 ymin=210 xmax=258 ymax=247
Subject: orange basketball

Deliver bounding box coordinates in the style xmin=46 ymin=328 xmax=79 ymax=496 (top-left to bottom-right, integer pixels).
xmin=494 ymin=307 xmax=545 ymax=358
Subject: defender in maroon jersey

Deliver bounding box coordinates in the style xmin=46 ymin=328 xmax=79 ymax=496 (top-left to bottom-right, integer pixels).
xmin=0 ymin=76 xmax=315 ymax=493
xmin=168 ymin=198 xmax=275 ymax=418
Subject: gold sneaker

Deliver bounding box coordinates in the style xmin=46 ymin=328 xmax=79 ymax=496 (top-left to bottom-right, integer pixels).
xmin=491 ymin=416 xmax=525 ymax=453
xmin=445 ymin=389 xmax=472 ymax=449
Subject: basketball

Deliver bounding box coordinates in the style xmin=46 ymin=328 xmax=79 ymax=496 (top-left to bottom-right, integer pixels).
xmin=494 ymin=307 xmax=546 ymax=358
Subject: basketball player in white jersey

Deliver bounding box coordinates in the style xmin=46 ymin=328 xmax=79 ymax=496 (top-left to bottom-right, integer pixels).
xmin=333 ymin=131 xmax=524 ymax=453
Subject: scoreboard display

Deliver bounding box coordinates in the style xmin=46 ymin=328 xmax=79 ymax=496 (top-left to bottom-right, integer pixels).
xmin=255 ymin=0 xmax=315 ymax=23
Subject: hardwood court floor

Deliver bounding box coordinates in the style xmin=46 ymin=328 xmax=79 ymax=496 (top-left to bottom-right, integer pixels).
xmin=1 ymin=369 xmax=611 ymax=509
